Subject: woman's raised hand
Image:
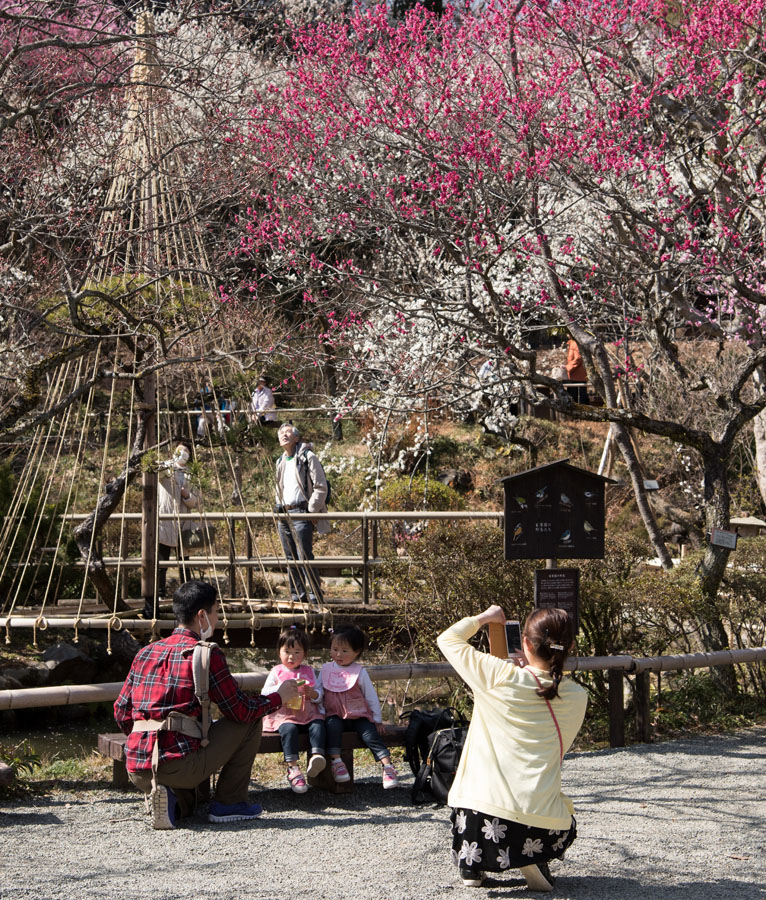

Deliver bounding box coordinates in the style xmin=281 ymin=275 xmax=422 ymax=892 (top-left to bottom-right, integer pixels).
xmin=475 ymin=605 xmax=506 ymax=627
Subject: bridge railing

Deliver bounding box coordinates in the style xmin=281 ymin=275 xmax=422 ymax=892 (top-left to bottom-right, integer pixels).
xmin=61 ymin=510 xmax=504 ymax=605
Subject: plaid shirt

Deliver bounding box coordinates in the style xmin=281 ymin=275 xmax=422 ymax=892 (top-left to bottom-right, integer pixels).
xmin=114 ymin=627 xmax=281 ymax=772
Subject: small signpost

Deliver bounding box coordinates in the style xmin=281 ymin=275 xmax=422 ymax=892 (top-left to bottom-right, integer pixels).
xmin=710 ymin=527 xmax=738 ymax=550
xmin=500 ymin=459 xmax=615 ymax=628
xmin=534 ymin=567 xmax=580 ymax=633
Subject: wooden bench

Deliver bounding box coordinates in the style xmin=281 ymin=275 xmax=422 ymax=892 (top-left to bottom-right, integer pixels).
xmin=98 ymin=723 xmax=408 ymax=794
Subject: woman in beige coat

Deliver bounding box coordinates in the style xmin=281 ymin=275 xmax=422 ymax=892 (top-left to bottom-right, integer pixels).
xmin=156 ymin=443 xmax=198 ymax=602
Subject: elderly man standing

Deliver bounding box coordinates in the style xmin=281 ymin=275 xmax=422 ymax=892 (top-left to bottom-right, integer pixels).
xmin=274 ymin=423 xmax=330 ymax=603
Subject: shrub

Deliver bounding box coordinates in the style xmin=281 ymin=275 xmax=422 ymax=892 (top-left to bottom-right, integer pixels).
xmin=378 ymin=475 xmax=464 ymax=511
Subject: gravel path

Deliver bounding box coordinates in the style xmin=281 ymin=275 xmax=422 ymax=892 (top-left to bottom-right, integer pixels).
xmin=2 ymin=727 xmax=764 ymax=900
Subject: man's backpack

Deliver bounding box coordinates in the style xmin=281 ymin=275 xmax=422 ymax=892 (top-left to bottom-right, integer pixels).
xmin=402 ymin=707 xmax=469 ymax=805
xmin=297 ymin=447 xmax=331 ymax=506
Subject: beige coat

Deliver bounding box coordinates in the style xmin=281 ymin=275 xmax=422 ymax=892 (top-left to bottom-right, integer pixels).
xmin=275 ymin=442 xmax=331 ymax=535
xmin=158 ymin=462 xmax=198 ymax=547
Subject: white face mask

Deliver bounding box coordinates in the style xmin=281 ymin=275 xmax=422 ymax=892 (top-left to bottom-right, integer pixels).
xmin=174 ymin=446 xmax=190 ymax=466
xmin=199 ymin=611 xmax=214 ymax=641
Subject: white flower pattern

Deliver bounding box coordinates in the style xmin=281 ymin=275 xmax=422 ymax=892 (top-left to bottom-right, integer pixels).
xmin=497 ymin=847 xmax=511 ymax=870
xmin=481 ymin=817 xmax=507 ymax=844
xmin=522 ymin=837 xmax=544 ymax=857
xmin=454 ymin=810 xmax=467 ymax=834
xmin=459 ymin=841 xmax=483 ymax=866
xmin=551 ymin=830 xmax=569 ymax=852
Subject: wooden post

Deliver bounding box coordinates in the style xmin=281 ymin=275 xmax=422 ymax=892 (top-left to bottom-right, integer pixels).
xmin=488 ymin=623 xmax=507 ymax=658
xmin=246 ymin=526 xmax=254 ymax=598
xmin=635 ymin=670 xmax=651 ymax=743
xmin=228 ymin=518 xmax=236 ymax=599
xmin=140 ymin=370 xmax=157 ymax=616
xmin=371 ymin=518 xmax=378 ymax=601
xmin=362 ymin=515 xmax=369 ymax=605
xmin=608 ymin=668 xmax=625 ymax=748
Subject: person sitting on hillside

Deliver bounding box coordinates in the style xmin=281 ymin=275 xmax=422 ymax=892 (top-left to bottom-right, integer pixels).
xmin=565 ymin=337 xmax=589 ymax=404
xmin=115 ymin=580 xmax=298 ymax=830
xmin=250 ymin=373 xmax=278 ymax=426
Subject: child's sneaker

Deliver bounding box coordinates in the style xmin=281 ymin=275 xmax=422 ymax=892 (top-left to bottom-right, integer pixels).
xmin=307 ymin=753 xmax=326 ymax=778
xmin=330 ymin=757 xmax=351 ymax=783
xmin=287 ymin=764 xmax=308 ymax=794
xmin=382 ymin=764 xmax=399 ymax=789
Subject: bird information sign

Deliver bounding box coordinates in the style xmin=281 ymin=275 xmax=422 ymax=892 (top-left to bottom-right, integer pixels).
xmin=501 ymin=460 xmax=611 ymax=560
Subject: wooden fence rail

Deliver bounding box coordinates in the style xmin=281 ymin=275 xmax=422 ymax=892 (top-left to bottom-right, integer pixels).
xmin=2 ymin=649 xmax=765 ymax=748
xmin=57 ymin=510 xmax=504 ymax=605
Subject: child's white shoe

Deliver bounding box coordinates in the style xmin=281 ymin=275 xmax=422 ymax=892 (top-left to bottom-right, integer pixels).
xmin=330 ymin=758 xmax=351 ymax=782
xmin=307 ymin=754 xmax=326 ymax=778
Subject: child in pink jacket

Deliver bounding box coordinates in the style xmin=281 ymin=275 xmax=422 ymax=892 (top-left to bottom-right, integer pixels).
xmin=262 ymin=627 xmax=325 ymax=793
xmin=319 ymin=625 xmax=399 ymax=790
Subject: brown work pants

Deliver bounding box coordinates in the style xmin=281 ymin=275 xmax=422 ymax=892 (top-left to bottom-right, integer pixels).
xmin=129 ymin=718 xmax=263 ymax=818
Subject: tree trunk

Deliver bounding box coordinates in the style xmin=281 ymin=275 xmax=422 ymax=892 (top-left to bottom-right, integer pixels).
xmin=73 ymin=413 xmax=147 ymax=612
xmin=323 ymin=346 xmax=343 ymax=442
xmin=752 ymin=367 xmax=766 ymax=508
xmin=694 ymin=453 xmax=738 ymax=692
xmin=612 ymin=422 xmax=675 ymax=569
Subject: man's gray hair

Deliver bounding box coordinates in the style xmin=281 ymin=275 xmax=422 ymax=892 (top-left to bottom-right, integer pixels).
xmin=279 ymin=423 xmax=300 ymax=439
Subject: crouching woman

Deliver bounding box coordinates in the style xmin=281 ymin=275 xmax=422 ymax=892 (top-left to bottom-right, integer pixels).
xmin=436 ymin=605 xmax=587 ymax=892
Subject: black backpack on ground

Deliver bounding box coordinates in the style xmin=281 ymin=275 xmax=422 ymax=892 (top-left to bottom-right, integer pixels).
xmin=401 ymin=707 xmax=469 ymax=805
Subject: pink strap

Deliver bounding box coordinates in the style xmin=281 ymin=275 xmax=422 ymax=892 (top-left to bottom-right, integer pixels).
xmin=528 ymin=669 xmax=564 ymax=763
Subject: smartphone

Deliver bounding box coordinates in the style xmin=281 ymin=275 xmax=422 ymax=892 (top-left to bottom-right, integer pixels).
xmin=505 ymin=620 xmax=522 ymax=655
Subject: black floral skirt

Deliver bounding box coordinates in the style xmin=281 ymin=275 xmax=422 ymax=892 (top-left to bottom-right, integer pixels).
xmin=450 ymin=807 xmax=576 ymax=874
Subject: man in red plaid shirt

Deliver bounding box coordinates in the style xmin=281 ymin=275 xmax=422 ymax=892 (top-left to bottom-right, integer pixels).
xmin=115 ymin=580 xmax=298 ymax=829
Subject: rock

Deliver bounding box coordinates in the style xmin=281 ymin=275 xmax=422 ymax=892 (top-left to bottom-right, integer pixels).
xmin=0 ymin=761 xmax=14 ymax=786
xmin=1 ymin=662 xmax=50 ymax=688
xmin=91 ymin=629 xmax=141 ymax=671
xmin=0 ymin=674 xmax=23 ymax=691
xmin=41 ymin=642 xmax=98 ymax=684
xmin=438 ymin=468 xmax=474 ymax=491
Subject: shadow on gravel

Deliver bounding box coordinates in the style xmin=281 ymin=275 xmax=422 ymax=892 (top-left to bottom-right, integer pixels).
xmin=0 ymin=810 xmax=64 ymax=827
xmin=482 ymin=875 xmax=764 ymax=900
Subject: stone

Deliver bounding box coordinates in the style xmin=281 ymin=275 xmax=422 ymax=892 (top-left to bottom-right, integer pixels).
xmin=1 ymin=662 xmax=50 ymax=688
xmin=41 ymin=642 xmax=98 ymax=684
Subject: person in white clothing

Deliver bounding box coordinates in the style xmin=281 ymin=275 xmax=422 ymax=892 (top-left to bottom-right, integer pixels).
xmin=250 ymin=373 xmax=278 ymax=426
xmin=144 ymin=442 xmax=198 ymax=618
xmin=437 ymin=605 xmax=587 ymax=892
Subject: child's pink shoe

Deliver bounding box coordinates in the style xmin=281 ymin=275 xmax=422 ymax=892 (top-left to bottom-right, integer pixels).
xmin=382 ymin=764 xmax=399 ymax=789
xmin=287 ymin=764 xmax=308 ymax=794
xmin=330 ymin=758 xmax=351 ymax=783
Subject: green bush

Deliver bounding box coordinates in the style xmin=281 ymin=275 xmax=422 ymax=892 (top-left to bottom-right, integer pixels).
xmin=378 ymin=475 xmax=464 ymax=511
xmin=382 ymin=522 xmax=535 ymax=658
